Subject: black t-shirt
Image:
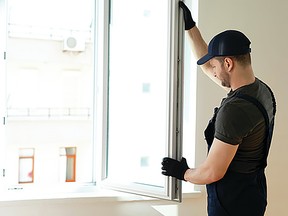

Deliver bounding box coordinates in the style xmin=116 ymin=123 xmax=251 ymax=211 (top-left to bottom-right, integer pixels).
xmin=214 ymin=78 xmax=274 ymax=173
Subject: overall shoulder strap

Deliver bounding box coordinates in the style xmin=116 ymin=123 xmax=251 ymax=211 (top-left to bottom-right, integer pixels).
xmin=258 ymin=79 xmax=277 ymax=116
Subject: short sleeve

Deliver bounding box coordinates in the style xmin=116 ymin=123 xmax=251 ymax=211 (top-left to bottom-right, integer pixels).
xmin=214 ymin=100 xmax=260 ymax=145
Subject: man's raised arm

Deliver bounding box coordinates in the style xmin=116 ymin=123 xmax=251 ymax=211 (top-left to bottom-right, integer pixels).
xmin=179 ymin=2 xmax=227 ymax=89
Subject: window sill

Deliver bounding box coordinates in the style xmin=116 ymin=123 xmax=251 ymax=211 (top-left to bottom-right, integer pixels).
xmin=0 ymin=185 xmax=203 ymax=203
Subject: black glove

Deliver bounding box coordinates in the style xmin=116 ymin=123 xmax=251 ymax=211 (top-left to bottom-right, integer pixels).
xmin=179 ymin=1 xmax=196 ymax=30
xmin=161 ymin=157 xmax=189 ymax=180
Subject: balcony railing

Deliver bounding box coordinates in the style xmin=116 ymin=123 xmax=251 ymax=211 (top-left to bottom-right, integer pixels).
xmin=7 ymin=107 xmax=91 ymax=119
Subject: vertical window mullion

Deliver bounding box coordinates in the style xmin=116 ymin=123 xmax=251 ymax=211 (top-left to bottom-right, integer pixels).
xmin=166 ymin=0 xmax=185 ymax=201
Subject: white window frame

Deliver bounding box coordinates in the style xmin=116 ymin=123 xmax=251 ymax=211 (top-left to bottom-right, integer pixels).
xmin=94 ymin=0 xmax=185 ymax=201
xmin=0 ymin=0 xmax=7 ymax=186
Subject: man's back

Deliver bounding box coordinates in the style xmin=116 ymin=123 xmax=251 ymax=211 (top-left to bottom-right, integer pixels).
xmin=215 ymin=78 xmax=276 ymax=173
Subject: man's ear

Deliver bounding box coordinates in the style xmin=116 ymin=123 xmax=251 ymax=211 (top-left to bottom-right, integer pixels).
xmin=224 ymin=57 xmax=233 ymax=72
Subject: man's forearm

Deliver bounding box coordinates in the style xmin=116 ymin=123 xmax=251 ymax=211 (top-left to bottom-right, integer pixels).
xmin=186 ymin=26 xmax=229 ymax=90
xmin=187 ymin=26 xmax=208 ymax=62
xmin=184 ymin=165 xmax=223 ymax=185
xmin=186 ymin=27 xmax=214 ymax=77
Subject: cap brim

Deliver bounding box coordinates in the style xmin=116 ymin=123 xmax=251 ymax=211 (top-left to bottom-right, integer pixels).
xmin=197 ymin=54 xmax=214 ymax=65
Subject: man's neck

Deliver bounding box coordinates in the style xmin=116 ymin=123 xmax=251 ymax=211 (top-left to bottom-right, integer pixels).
xmin=230 ymin=66 xmax=255 ymax=91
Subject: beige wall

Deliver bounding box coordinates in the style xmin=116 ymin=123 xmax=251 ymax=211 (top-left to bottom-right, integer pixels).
xmin=0 ymin=0 xmax=287 ymax=215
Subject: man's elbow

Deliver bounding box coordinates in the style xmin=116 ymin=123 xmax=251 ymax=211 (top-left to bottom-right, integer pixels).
xmin=206 ymin=170 xmax=225 ymax=184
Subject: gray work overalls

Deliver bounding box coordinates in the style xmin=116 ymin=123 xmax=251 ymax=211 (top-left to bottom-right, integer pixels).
xmin=204 ymin=92 xmax=276 ymax=216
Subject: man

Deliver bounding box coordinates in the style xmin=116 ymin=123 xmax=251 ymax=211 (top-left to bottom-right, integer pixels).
xmin=161 ymin=2 xmax=276 ymax=216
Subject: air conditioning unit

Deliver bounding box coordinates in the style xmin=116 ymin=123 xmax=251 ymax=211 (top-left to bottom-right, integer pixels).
xmin=63 ymin=36 xmax=85 ymax=52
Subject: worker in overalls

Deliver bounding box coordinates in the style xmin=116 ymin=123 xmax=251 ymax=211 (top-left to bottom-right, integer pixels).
xmin=161 ymin=2 xmax=276 ymax=216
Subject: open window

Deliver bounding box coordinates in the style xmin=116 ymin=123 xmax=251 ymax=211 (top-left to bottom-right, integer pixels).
xmin=0 ymin=0 xmax=187 ymax=202
xmin=95 ymin=0 xmax=185 ymax=201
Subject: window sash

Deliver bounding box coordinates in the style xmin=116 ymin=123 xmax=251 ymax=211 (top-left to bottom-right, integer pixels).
xmin=95 ymin=0 xmax=184 ymax=201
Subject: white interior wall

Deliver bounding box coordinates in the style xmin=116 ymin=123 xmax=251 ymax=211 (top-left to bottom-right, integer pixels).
xmin=196 ymin=0 xmax=288 ymax=215
xmin=0 ymin=0 xmax=287 ymax=215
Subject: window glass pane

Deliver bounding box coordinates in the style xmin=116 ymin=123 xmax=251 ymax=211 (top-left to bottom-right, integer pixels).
xmin=108 ymin=0 xmax=169 ymax=188
xmin=5 ymin=0 xmax=94 ymax=188
xmin=65 ymin=147 xmax=76 ymax=155
xmin=59 ymin=147 xmax=76 ymax=182
xmin=19 ymin=148 xmax=34 ymax=184
xmin=19 ymin=158 xmax=34 ymax=183
xmin=66 ymin=156 xmax=75 ymax=182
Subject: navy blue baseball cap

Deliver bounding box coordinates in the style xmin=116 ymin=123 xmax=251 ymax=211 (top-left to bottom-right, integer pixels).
xmin=197 ymin=30 xmax=251 ymax=65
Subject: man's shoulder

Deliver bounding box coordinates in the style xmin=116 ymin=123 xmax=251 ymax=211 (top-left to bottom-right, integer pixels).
xmin=218 ymin=96 xmax=261 ymax=124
